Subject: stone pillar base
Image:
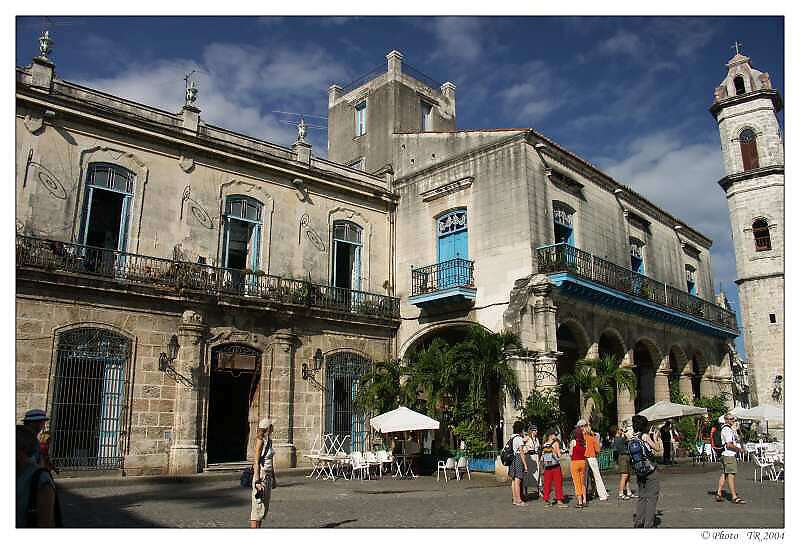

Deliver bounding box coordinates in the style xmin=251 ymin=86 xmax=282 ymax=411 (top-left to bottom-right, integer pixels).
xmin=273 ymin=443 xmax=296 ymax=469
xmin=168 ymin=444 xmax=200 ymax=475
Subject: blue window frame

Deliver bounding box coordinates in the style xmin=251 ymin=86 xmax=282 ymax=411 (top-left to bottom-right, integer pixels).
xmin=685 ymin=265 xmax=697 ymax=295
xmin=81 ymin=163 xmax=135 ymax=252
xmin=553 ymin=203 xmax=575 ymax=246
xmin=437 ymin=209 xmax=468 ymax=262
xmin=222 ymin=195 xmax=262 ymax=271
xmin=630 ymin=238 xmax=645 ymax=274
xmin=355 ymin=101 xmax=367 ymax=137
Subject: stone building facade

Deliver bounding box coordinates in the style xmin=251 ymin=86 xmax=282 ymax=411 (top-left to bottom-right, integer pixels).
xmin=17 ymin=43 xmax=746 ymax=475
xmin=327 ymin=51 xmax=739 ymax=438
xmin=711 ymin=51 xmax=784 ymax=409
xmin=16 ymin=50 xmax=399 ymax=474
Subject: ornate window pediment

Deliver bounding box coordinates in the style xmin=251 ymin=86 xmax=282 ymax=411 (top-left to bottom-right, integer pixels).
xmin=437 ymin=209 xmax=467 ymax=235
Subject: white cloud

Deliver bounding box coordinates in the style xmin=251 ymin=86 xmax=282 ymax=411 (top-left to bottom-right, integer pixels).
xmin=77 ymin=42 xmax=352 ymax=149
xmin=496 ymin=61 xmax=565 ymax=124
xmin=596 ymin=30 xmax=644 ymax=58
xmin=604 ymin=130 xmax=738 ymax=291
xmin=430 ymin=17 xmax=484 ymax=63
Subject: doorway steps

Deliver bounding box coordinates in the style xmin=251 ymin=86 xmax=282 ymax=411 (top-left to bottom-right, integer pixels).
xmin=205 ymin=461 xmax=251 ymax=472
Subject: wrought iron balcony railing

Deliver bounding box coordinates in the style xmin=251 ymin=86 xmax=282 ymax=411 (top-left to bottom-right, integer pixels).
xmin=536 ymin=243 xmax=737 ymax=332
xmin=16 ymin=235 xmax=400 ymax=320
xmin=411 ymin=258 xmax=475 ymax=298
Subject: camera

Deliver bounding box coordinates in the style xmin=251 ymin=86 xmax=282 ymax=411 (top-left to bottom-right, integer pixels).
xmin=254 ymin=485 xmax=264 ymax=500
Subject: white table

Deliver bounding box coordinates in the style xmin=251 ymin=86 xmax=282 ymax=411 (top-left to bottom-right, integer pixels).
xmin=393 ymin=454 xmax=417 ymax=479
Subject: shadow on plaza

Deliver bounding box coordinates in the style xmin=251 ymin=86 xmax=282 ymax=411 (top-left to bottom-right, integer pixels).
xmin=59 ymin=482 xmax=252 ymax=528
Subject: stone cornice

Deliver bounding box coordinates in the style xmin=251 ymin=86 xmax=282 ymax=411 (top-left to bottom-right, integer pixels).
xmin=709 ymin=89 xmax=783 ymax=117
xmin=718 ymin=164 xmax=785 ymax=192
xmin=16 ymin=75 xmax=395 ymax=205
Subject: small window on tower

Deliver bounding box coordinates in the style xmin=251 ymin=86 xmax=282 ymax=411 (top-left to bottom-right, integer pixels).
xmin=734 ymin=76 xmax=747 ymax=96
xmin=752 ymin=218 xmax=771 ymax=252
xmin=769 ymin=313 xmax=776 ymax=324
xmin=739 ymin=128 xmax=759 ymax=171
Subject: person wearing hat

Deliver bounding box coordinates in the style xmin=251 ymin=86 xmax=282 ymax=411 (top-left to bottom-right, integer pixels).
xmin=250 ymin=418 xmax=276 ymax=528
xmin=715 ymin=413 xmax=746 ymax=504
xmin=22 ymin=409 xmax=49 ymax=466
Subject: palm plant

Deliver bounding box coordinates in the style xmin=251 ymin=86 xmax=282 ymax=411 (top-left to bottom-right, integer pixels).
xmin=354 ymin=358 xmax=412 ymax=415
xmin=559 ymin=354 xmax=636 ymax=429
xmin=404 ymin=338 xmax=459 ymax=423
xmin=450 ymin=326 xmax=522 ymax=443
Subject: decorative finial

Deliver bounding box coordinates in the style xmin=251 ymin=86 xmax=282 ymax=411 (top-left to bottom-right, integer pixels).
xmin=297 ymin=117 xmax=307 ymax=143
xmin=184 ymin=70 xmax=198 ymax=106
xmin=38 ymin=30 xmax=53 ymax=59
xmin=731 ymin=40 xmax=743 ymax=55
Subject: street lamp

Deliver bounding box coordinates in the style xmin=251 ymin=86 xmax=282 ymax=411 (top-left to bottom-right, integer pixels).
xmin=159 ymin=334 xmax=180 ymax=371
xmin=302 ymin=348 xmax=324 ymax=381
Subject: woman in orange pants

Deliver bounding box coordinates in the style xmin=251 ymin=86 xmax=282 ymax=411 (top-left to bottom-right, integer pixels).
xmin=569 ymin=423 xmax=588 ymax=508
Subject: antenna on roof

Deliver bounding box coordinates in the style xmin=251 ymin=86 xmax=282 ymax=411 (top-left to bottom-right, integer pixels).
xmin=273 ymin=110 xmax=328 ymax=120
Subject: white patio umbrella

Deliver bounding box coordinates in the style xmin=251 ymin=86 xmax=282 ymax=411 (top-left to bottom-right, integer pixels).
xmin=737 ymin=404 xmax=784 ymax=429
xmin=637 ymin=400 xmax=708 ymax=422
xmin=729 ymin=406 xmax=750 ymax=419
xmin=369 ymin=406 xmax=440 ymax=433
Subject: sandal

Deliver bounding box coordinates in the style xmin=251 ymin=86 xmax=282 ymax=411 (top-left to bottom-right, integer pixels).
xmin=715 ymin=493 xmax=724 ymax=502
xmin=733 ymin=497 xmax=747 ymax=504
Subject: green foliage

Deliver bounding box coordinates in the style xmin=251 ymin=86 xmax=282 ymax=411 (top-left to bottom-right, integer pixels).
xmin=558 ymin=354 xmax=636 ymax=433
xmin=693 ymin=393 xmax=730 ymax=422
xmin=453 ymin=419 xmax=492 ymax=455
xmin=354 ymin=359 xmax=411 ymax=415
xmin=669 ymin=378 xmax=691 ymax=405
xmin=520 ymin=387 xmax=563 ymax=434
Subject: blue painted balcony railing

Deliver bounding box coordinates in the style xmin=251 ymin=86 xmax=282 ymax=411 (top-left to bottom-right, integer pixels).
xmin=16 ymin=235 xmax=400 ymax=321
xmin=536 ymin=243 xmax=738 ymax=334
xmin=409 ymin=258 xmax=476 ymax=306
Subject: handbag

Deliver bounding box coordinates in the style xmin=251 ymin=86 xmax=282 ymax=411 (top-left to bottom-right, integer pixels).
xmin=240 ymin=466 xmax=254 ymax=488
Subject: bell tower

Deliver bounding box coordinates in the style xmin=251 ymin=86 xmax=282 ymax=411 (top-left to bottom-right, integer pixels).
xmin=711 ymin=44 xmax=784 ymax=408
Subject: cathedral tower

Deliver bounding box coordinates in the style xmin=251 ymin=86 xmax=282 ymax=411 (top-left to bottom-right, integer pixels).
xmin=711 ymin=46 xmax=784 ymax=408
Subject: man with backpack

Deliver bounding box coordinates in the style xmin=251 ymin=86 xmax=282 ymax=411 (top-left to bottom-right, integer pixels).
xmin=16 ymin=425 xmax=60 ymax=527
xmin=715 ymin=413 xmax=746 ymax=504
xmin=628 ymin=415 xmax=659 ymax=528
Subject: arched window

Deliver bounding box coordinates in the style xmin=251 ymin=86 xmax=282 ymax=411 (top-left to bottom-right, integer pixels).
xmin=332 ymin=220 xmax=363 ymax=291
xmin=739 ymin=128 xmax=759 ymax=171
xmin=51 ymin=327 xmax=131 ymax=470
xmin=734 ymin=75 xmax=746 ymax=96
xmin=753 ymin=218 xmax=771 ymax=252
xmin=685 ymin=264 xmax=697 ymax=295
xmin=81 ymin=163 xmax=135 ymax=251
xmin=223 ymin=195 xmax=263 ymax=270
xmin=630 ymin=237 xmax=645 ymax=274
xmin=553 ymin=202 xmax=575 ymax=246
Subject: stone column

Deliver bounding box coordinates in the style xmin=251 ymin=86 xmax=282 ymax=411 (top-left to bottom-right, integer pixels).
xmin=168 ymin=310 xmax=207 ymax=475
xmin=678 ymin=372 xmax=694 ymax=399
xmin=616 ymin=350 xmax=636 ymax=426
xmin=532 ymin=279 xmax=557 ymax=352
xmin=654 ymin=369 xmax=671 ymax=403
xmin=269 ymin=329 xmax=298 ymax=468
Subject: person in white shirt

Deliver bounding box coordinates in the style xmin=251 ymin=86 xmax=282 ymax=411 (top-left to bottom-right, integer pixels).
xmin=250 ymin=418 xmax=276 ymax=528
xmin=508 ymin=421 xmax=528 ymax=506
xmin=715 ymin=413 xmax=746 ymax=504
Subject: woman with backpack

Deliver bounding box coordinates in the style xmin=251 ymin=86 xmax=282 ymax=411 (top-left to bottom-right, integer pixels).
xmin=521 ymin=425 xmax=540 ymax=502
xmin=630 ymin=415 xmax=659 ymax=528
xmin=541 ymin=429 xmax=568 ymax=508
xmin=569 ymin=422 xmax=588 ymax=509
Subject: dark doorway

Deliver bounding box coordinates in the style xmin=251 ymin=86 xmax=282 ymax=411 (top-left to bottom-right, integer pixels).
xmin=691 ymin=356 xmax=703 ymax=401
xmin=85 ymin=189 xmax=125 ymax=250
xmin=206 ymin=345 xmax=260 ymax=464
xmin=556 ymin=324 xmax=582 ymax=432
xmin=633 ymin=342 xmax=656 ymax=412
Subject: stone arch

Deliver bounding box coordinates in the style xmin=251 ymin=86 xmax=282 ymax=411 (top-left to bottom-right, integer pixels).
xmin=632 ymin=337 xmax=663 ymax=412
xmin=328 ymin=206 xmax=373 ymax=292
xmin=597 ymin=328 xmax=627 ymax=362
xmin=556 ymin=320 xmax=591 ymax=430
xmin=218 ymin=179 xmax=275 ymax=273
xmin=75 ymin=146 xmax=150 ymax=253
xmin=398 ymin=320 xmax=490 ymax=360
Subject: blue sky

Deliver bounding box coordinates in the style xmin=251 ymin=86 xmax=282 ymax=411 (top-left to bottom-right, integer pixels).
xmin=16 ymin=16 xmax=785 ymax=356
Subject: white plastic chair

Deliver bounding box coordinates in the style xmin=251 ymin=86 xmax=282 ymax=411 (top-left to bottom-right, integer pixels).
xmin=456 ymin=456 xmax=471 ymax=481
xmin=437 ymin=457 xmax=458 ymax=482
xmin=364 ymin=451 xmax=382 ymax=478
xmin=376 ymin=450 xmax=393 ymax=477
xmin=703 ymin=443 xmax=717 ymax=463
xmin=753 ymin=452 xmax=775 ymax=483
xmin=744 ymin=443 xmax=758 ymax=464
xmin=350 ymin=451 xmax=370 ymax=480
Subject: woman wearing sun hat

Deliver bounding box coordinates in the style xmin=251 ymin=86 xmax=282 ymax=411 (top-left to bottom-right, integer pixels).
xmin=250 ymin=418 xmax=276 ymax=528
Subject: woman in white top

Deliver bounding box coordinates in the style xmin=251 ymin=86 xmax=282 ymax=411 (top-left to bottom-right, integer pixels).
xmin=250 ymin=418 xmax=276 ymax=528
